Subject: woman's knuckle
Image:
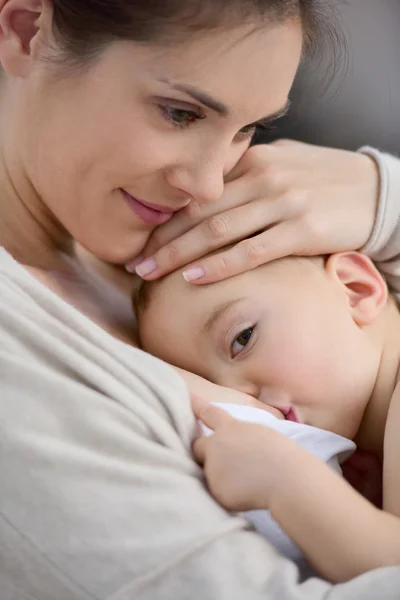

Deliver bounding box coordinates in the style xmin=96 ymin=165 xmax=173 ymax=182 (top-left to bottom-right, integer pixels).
xmin=205 ymin=214 xmax=230 ymax=241
xmin=300 ymin=210 xmax=323 ymax=241
xmin=162 ymin=243 xmax=182 ymax=266
xmin=148 ymin=228 xmax=164 ymax=248
xmin=280 ymin=188 xmax=308 ymax=215
xmin=260 ymin=164 xmax=284 ymax=189
xmin=210 ymin=254 xmax=230 ymax=277
xmin=272 ymin=138 xmax=298 ymax=148
xmin=241 ymin=145 xmax=270 ymax=170
xmin=243 ymin=239 xmax=266 ymax=265
xmin=244 ymin=144 xmax=266 ymax=162
xmin=185 ymin=199 xmax=203 ymax=220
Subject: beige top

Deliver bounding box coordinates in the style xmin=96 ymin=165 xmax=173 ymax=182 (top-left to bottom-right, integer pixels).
xmin=1 ymin=147 xmax=400 ymax=599
xmin=361 ymin=147 xmax=400 ymax=296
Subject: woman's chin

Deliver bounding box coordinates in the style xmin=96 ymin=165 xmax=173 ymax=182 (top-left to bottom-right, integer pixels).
xmin=74 ymin=237 xmax=148 ymax=267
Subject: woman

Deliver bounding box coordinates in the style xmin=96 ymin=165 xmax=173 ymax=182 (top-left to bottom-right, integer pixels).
xmin=0 ymin=1 xmax=399 ymax=599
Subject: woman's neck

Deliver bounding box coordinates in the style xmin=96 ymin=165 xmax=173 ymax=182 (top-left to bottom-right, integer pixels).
xmin=0 ymin=168 xmax=73 ymax=270
xmin=0 ymin=94 xmax=73 ymax=270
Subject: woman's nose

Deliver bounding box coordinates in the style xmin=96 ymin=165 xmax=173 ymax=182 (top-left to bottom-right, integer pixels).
xmin=166 ymin=161 xmax=224 ymax=206
xmin=165 ymin=145 xmax=244 ymax=206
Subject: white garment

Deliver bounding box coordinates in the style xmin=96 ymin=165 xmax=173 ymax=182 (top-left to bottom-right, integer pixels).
xmin=200 ymin=403 xmax=355 ymax=566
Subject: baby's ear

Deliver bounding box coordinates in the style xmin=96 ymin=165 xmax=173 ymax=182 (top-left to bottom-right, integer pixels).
xmin=325 ymin=252 xmax=388 ymax=326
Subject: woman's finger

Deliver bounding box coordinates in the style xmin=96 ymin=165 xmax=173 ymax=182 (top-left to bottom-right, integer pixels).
xmin=181 ymin=222 xmax=302 ymax=284
xmin=134 ymin=197 xmax=285 ymax=280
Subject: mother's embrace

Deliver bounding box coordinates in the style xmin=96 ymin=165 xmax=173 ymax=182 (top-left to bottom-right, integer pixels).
xmin=0 ymin=1 xmax=399 ymax=599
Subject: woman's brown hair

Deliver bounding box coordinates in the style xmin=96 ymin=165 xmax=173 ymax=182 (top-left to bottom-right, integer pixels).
xmin=50 ymin=0 xmax=327 ymax=67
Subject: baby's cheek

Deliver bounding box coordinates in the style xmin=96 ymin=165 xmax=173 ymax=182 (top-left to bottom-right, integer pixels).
xmin=260 ymin=406 xmax=285 ymax=420
xmin=248 ymin=399 xmax=285 ymax=420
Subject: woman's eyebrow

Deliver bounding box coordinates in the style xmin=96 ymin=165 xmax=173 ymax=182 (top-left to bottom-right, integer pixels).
xmin=203 ymin=298 xmax=245 ymax=334
xmin=159 ymin=78 xmax=290 ymax=122
xmin=169 ymin=82 xmax=228 ymax=116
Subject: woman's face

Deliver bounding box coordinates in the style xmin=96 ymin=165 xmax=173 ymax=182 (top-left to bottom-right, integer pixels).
xmin=8 ymin=18 xmax=302 ymax=263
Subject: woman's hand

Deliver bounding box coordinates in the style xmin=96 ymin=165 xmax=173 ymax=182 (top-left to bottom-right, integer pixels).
xmin=192 ymin=395 xmax=299 ymax=512
xmin=133 ymin=140 xmax=379 ymax=284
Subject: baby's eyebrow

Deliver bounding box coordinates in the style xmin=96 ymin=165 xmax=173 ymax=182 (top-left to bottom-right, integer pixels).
xmin=202 ymin=298 xmax=245 ymax=334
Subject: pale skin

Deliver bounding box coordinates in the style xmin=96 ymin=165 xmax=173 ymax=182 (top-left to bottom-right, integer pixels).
xmin=137 ymin=252 xmax=400 ymax=582
xmin=0 ymin=0 xmax=392 ymax=581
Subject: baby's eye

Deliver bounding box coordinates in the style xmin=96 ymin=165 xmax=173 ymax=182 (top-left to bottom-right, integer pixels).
xmin=231 ymin=327 xmax=254 ymax=358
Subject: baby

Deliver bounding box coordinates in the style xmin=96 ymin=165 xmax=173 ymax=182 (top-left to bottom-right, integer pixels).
xmin=135 ymin=251 xmax=400 ymax=582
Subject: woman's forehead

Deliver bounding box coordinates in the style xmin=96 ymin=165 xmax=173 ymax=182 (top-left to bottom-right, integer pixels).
xmin=129 ymin=21 xmax=302 ymax=118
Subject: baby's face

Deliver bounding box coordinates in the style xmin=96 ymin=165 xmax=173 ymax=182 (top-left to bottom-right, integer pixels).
xmin=138 ymin=257 xmax=374 ymax=438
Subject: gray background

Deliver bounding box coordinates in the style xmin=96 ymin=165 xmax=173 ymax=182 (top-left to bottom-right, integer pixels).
xmin=257 ymin=0 xmax=400 ymax=153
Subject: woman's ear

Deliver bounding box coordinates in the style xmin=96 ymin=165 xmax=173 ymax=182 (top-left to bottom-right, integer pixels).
xmin=325 ymin=252 xmax=388 ymax=326
xmin=0 ymin=0 xmax=51 ymax=77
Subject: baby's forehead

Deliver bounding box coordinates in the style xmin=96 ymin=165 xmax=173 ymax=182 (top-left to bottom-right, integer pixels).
xmin=146 ymin=273 xmax=217 ymax=317
xmin=145 ymin=268 xmax=266 ymax=328
xmin=140 ymin=255 xmax=305 ymax=320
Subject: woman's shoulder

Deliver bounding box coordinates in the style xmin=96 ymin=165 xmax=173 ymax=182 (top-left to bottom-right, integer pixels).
xmin=0 ymin=244 xmax=192 ymax=434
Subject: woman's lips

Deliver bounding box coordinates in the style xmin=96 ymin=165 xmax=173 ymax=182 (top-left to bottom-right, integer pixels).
xmin=121 ymin=189 xmax=174 ymax=225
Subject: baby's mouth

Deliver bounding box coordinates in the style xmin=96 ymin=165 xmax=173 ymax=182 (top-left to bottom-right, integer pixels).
xmin=281 ymin=407 xmax=299 ymax=423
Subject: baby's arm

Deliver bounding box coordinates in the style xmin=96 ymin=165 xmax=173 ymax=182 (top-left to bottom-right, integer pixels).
xmin=192 ymin=397 xmax=400 ymax=583
xmin=268 ymin=443 xmax=400 ymax=582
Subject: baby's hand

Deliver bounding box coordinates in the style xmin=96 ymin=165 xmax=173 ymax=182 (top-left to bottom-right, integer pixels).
xmin=192 ymin=394 xmax=298 ymax=512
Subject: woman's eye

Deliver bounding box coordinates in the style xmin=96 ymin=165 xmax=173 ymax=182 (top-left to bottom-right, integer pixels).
xmin=160 ymin=105 xmax=205 ymax=129
xmin=235 ymin=121 xmax=274 ymax=142
xmin=237 ymin=124 xmax=257 ymax=139
xmin=231 ymin=326 xmax=254 ymax=358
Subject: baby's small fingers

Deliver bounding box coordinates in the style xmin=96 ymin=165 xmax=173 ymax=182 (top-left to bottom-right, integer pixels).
xmin=192 ymin=436 xmax=208 ymax=465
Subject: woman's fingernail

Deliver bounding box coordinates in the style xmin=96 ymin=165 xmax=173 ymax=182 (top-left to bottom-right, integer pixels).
xmin=135 ymin=258 xmax=157 ymax=278
xmin=125 ymin=255 xmax=144 ymax=273
xmin=183 ymin=266 xmax=205 ymax=282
